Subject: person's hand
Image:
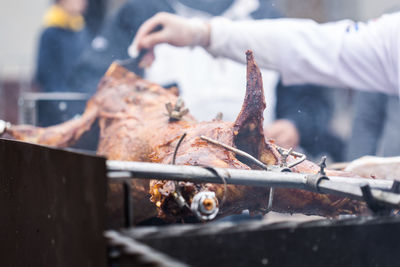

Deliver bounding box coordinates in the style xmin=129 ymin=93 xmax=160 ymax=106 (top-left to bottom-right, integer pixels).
xmin=128 ymin=12 xmax=210 ymax=67
xmin=264 ymin=119 xmax=300 ymax=149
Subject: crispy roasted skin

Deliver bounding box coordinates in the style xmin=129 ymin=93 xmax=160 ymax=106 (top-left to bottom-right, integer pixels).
xmin=2 ymin=51 xmax=365 ymax=224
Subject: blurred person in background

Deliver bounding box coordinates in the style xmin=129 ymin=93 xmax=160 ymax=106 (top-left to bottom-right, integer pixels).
xmin=35 ymin=0 xmax=88 ymax=92
xmin=346 ymin=92 xmax=400 ymax=161
xmin=67 ymin=0 xmax=344 ymax=161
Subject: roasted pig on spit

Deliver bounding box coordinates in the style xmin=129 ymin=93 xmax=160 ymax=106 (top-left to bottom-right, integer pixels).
xmin=0 ymin=51 xmax=365 ymax=224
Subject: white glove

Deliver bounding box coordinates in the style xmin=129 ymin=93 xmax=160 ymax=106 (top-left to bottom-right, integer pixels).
xmin=128 ymin=12 xmax=210 ymax=67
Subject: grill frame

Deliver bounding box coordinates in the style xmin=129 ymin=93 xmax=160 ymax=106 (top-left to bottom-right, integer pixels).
xmin=0 ymin=138 xmax=107 ymax=267
xmin=2 ymin=138 xmax=400 ymax=267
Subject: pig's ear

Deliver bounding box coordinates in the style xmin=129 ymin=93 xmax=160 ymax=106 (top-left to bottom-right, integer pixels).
xmin=233 ymin=51 xmax=278 ymax=166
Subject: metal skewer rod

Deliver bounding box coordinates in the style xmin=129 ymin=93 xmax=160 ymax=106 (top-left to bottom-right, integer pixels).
xmin=107 ymin=161 xmax=392 ymax=188
xmin=200 ymin=135 xmax=269 ymax=170
xmin=108 ymin=161 xmax=307 ymax=187
xmin=106 ymin=161 xmax=399 ymax=207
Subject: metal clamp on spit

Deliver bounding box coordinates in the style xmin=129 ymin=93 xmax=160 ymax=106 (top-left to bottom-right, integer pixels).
xmin=306 ymin=156 xmax=329 ymax=193
xmin=276 ymin=146 xmax=307 ymax=170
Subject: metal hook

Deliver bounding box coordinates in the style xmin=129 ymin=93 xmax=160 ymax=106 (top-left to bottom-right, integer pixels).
xmin=360 ymin=184 xmax=393 ymax=215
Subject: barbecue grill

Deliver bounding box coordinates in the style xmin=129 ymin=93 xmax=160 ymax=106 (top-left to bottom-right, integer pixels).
xmin=2 ymin=138 xmax=400 ymax=267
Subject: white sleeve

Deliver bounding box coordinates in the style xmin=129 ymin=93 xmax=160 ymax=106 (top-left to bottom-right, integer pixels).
xmin=207 ymin=13 xmax=400 ymax=95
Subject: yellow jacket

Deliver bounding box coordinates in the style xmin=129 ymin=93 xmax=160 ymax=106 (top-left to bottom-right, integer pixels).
xmin=43 ymin=5 xmax=85 ymax=31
